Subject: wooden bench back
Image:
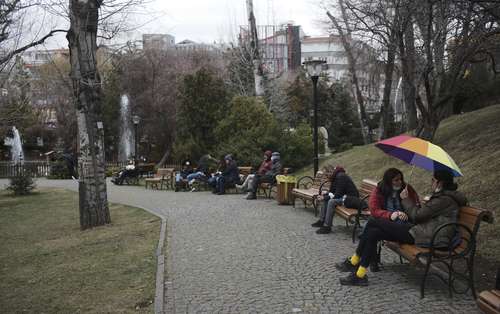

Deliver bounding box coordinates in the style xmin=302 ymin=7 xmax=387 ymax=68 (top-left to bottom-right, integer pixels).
xmin=457 ymin=206 xmax=494 ymax=240
xmin=238 ymin=166 xmax=253 ymax=176
xmin=360 ymin=179 xmax=377 ymax=198
xmin=156 ymin=168 xmax=174 ymax=178
xmin=312 ymin=171 xmax=331 ymax=190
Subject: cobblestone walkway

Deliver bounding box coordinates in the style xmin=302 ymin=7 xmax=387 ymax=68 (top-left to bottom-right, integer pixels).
xmin=2 ymin=179 xmax=480 ymax=313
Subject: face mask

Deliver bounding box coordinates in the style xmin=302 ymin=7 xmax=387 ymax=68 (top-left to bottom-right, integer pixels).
xmin=392 ymin=185 xmax=402 ymax=191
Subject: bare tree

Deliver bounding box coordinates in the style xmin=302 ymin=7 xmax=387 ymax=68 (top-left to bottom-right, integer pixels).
xmin=0 ymin=1 xmax=66 ymax=68
xmin=326 ymin=6 xmax=370 ymax=144
xmin=66 ymin=0 xmax=111 ymax=229
xmin=411 ymin=0 xmax=500 ymax=139
xmin=246 ymin=0 xmax=265 ymax=97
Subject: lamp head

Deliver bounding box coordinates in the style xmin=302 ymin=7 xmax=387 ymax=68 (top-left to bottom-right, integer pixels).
xmin=303 ymin=58 xmax=327 ymax=78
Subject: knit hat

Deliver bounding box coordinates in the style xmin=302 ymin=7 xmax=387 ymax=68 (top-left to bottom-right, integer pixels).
xmin=224 ymin=154 xmax=233 ymax=161
xmin=331 ymin=165 xmax=345 ymax=180
xmin=271 ymin=152 xmax=280 ymax=161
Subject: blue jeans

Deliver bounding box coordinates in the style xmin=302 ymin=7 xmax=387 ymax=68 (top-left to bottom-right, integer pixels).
xmin=208 ymin=176 xmax=218 ymax=188
xmin=319 ymin=195 xmax=344 ymax=227
xmin=187 ymin=172 xmax=205 ymax=181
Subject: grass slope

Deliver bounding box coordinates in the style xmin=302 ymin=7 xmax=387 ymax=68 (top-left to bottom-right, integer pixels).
xmin=297 ymin=104 xmax=500 ymax=262
xmin=0 ymin=188 xmax=160 ymax=313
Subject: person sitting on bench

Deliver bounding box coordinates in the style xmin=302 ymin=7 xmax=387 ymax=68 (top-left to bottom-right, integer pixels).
xmin=311 ymin=166 xmax=367 ymax=234
xmin=236 ymin=150 xmax=273 ymax=192
xmin=111 ymin=160 xmax=137 ymax=185
xmin=175 ymin=160 xmax=193 ymax=192
xmin=245 ymin=151 xmax=282 ymax=200
xmin=335 ymin=169 xmax=467 ymax=286
xmin=369 ymin=168 xmax=420 ymax=222
xmin=213 ymin=154 xmax=239 ymax=195
xmin=186 ymin=154 xmax=218 ymax=191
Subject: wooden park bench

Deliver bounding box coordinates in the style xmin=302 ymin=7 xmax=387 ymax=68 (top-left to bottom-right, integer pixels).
xmin=190 ymin=166 xmax=253 ymax=192
xmin=383 ymin=205 xmax=494 ymax=299
xmin=478 ymin=289 xmax=500 ymax=314
xmin=137 ymin=163 xmax=156 ymax=177
xmin=144 ymin=168 xmax=175 ymax=190
xmin=326 ymin=179 xmax=377 ymax=242
xmin=291 ymin=171 xmax=331 ymax=213
xmin=258 ymin=167 xmax=291 ymax=199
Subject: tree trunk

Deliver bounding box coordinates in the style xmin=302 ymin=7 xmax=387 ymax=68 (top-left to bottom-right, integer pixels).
xmin=246 ymin=0 xmax=265 ymax=97
xmin=399 ymin=6 xmax=418 ymax=131
xmin=379 ymin=40 xmax=397 ymax=140
xmin=327 ymin=8 xmax=370 ymax=144
xmin=67 ymin=0 xmax=110 ymax=230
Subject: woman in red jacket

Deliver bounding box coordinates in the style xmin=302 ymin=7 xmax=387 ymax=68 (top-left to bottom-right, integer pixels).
xmin=361 ymin=168 xmax=420 ymax=271
xmin=369 ymin=168 xmax=420 ymax=222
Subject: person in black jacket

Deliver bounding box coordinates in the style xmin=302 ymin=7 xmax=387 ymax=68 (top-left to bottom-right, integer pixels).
xmin=214 ymin=154 xmax=239 ymax=195
xmin=175 ymin=160 xmax=194 ymax=191
xmin=311 ymin=166 xmax=367 ymax=234
xmin=246 ymin=152 xmax=282 ymax=200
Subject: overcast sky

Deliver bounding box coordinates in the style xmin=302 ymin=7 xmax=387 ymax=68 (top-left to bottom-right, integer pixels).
xmin=44 ymin=0 xmax=330 ymax=48
xmin=136 ymin=0 xmax=328 ymax=43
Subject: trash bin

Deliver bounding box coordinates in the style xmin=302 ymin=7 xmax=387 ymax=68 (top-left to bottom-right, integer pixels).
xmin=276 ymin=175 xmax=296 ymax=205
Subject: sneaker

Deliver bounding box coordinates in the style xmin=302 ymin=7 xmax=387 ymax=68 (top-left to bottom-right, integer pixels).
xmin=335 ymin=258 xmax=358 ymax=273
xmin=191 ymin=187 xmax=197 ymax=192
xmin=245 ymin=193 xmax=257 ymax=200
xmin=316 ymin=226 xmax=332 ymax=234
xmin=339 ymin=272 xmax=368 ymax=286
xmin=311 ymin=220 xmax=324 ymax=227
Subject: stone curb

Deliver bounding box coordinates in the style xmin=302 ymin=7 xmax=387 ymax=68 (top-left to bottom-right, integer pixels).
xmin=134 ymin=206 xmax=167 ymax=314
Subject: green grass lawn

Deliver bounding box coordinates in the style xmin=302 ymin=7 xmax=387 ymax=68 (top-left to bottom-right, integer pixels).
xmin=0 ymin=188 xmax=160 ymax=313
xmin=295 ymin=104 xmax=500 ymax=263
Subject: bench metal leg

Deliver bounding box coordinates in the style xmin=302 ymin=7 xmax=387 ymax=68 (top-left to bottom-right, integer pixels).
xmin=467 ymin=257 xmax=477 ymax=299
xmin=420 ymin=260 xmax=432 ymax=299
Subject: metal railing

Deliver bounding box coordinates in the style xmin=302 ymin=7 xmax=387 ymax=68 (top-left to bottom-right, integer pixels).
xmin=0 ymin=161 xmax=51 ymax=178
xmin=0 ymin=161 xmax=183 ymax=178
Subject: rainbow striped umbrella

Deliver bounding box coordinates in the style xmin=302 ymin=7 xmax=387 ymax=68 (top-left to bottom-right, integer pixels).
xmin=375 ymin=135 xmax=463 ymax=177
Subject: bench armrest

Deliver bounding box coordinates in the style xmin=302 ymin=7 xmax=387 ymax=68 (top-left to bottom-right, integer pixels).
xmin=318 ymin=181 xmax=330 ymax=196
xmin=297 ymin=176 xmax=314 ymax=189
xmin=427 ymin=222 xmax=474 ymax=259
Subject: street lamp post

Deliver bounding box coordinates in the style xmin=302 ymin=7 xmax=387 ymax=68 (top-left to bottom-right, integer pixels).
xmin=132 ymin=115 xmax=140 ymax=164
xmin=303 ymin=59 xmax=326 ymax=176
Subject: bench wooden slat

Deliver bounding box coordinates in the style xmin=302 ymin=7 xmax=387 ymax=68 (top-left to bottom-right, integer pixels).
xmin=336 ymin=205 xmax=370 ymax=220
xmin=479 ymin=290 xmax=500 ymax=310
xmin=385 ymin=241 xmax=430 ymax=264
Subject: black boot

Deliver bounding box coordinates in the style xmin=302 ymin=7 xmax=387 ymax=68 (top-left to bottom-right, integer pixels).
xmin=339 ymin=272 xmax=368 ymax=286
xmin=335 ymin=258 xmax=358 ymax=272
xmin=316 ymin=226 xmax=332 ymax=234
xmin=311 ymin=220 xmax=324 ymax=227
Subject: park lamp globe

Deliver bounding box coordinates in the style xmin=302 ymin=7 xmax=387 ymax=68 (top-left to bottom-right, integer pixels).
xmin=303 ymin=58 xmax=326 ymax=79
xmin=132 ymin=115 xmax=140 ymax=125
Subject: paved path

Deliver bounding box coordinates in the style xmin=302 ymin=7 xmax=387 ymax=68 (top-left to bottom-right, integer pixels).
xmin=1 ymin=179 xmax=480 ymax=313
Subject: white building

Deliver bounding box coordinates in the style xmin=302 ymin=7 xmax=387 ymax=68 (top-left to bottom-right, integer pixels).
xmin=301 ymin=35 xmax=403 ymax=119
xmin=142 ymin=34 xmax=175 ymax=50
